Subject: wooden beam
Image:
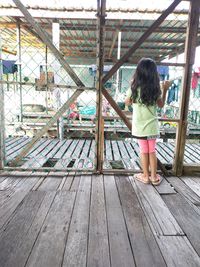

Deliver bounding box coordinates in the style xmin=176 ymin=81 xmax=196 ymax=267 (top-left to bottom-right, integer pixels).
xmin=167 ymin=35 xmax=200 ymax=60
xmin=0 ymin=50 xmax=5 ymax=169
xmin=2 ymin=48 xmax=17 ymax=55
xmin=173 ymin=0 xmax=200 ymax=176
xmin=108 ymin=20 xmax=123 ymax=58
xmin=183 ymin=165 xmax=200 ymax=175
xmin=0 ymin=81 xmax=95 ymax=91
xmin=1 ymin=21 xmax=194 ymax=34
xmin=95 ymin=0 xmax=106 ymax=173
xmin=61 ymin=36 xmax=185 ymax=44
xmin=102 ymin=88 xmax=132 ymax=130
xmin=102 ymin=0 xmax=182 ymax=83
xmin=9 ymin=89 xmax=83 ymax=167
xmin=12 ymin=0 xmax=85 ymax=87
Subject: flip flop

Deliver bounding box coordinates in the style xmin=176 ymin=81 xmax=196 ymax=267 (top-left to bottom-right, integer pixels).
xmin=150 ymin=174 xmax=162 ymax=186
xmin=134 ymin=173 xmax=150 ymax=184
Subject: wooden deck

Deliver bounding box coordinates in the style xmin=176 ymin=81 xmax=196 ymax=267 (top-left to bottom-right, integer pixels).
xmin=4 ymin=137 xmax=200 ymax=170
xmin=0 ymin=172 xmax=200 ymax=267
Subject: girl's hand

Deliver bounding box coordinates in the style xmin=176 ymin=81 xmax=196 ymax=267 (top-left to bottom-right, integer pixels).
xmin=161 ymin=80 xmax=173 ymax=91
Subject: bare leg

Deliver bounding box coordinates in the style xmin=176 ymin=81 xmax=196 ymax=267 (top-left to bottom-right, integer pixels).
xmin=149 ymin=152 xmax=157 ymax=180
xmin=140 ymin=153 xmax=150 ymax=178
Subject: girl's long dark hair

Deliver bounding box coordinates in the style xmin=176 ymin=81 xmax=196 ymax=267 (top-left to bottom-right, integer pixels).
xmin=131 ymin=58 xmax=161 ymax=106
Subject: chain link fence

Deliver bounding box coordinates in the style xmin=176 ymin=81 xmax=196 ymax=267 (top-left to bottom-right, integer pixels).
xmin=0 ymin=1 xmax=199 ymax=172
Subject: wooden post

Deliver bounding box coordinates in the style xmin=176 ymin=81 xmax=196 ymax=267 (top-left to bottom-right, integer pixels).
xmin=0 ymin=37 xmax=5 ymax=169
xmin=173 ymin=0 xmax=200 ymax=176
xmin=52 ymin=21 xmax=64 ymax=140
xmin=16 ymin=22 xmax=23 ymax=122
xmin=95 ymin=0 xmax=106 ymax=173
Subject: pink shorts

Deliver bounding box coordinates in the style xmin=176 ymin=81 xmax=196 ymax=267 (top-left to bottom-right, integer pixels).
xmin=138 ymin=139 xmax=156 ymax=153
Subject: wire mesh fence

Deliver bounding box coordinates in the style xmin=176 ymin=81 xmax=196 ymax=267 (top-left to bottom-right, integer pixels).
xmin=0 ymin=0 xmax=199 ymax=173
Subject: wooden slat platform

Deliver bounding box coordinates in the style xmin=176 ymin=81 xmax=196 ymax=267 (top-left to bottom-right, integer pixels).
xmin=4 ymin=137 xmax=200 ymax=170
xmin=0 ymin=173 xmax=200 ymax=267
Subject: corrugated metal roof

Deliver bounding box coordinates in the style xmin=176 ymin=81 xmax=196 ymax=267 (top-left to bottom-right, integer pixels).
xmin=0 ymin=3 xmax=199 ymax=65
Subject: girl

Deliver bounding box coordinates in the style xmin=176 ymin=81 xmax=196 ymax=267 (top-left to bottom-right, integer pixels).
xmin=125 ymin=58 xmax=171 ymax=185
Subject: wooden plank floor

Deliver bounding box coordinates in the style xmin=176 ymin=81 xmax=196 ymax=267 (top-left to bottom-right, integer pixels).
xmin=0 ymin=172 xmax=200 ymax=267
xmin=4 ymin=137 xmax=200 ymax=170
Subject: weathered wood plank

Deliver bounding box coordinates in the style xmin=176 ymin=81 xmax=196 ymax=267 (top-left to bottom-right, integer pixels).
xmin=55 ymin=158 xmax=72 ymax=169
xmin=79 ymin=139 xmax=91 ymax=159
xmin=37 ymin=177 xmax=62 ymax=191
xmin=53 ymin=139 xmax=72 ymax=158
xmin=162 ymin=193 xmax=200 ymax=256
xmin=156 ymin=236 xmax=200 ymax=267
xmin=181 ymin=177 xmax=200 ymax=198
xmin=70 ymin=175 xmax=81 ymax=191
xmin=154 ymin=178 xmax=176 ymax=195
xmin=72 ymin=139 xmax=85 ymax=159
xmin=0 ymin=191 xmax=46 ymax=267
xmin=26 ymin=191 xmax=76 ymax=267
xmin=88 ymin=139 xmax=95 ymax=160
xmin=118 ymin=141 xmax=130 ymax=159
xmin=129 ymin=176 xmax=184 ymax=236
xmin=5 ymin=137 xmax=28 ymax=153
xmin=156 ymin=143 xmax=172 ymax=164
xmin=27 ymin=138 xmax=48 ymax=157
xmin=111 ymin=140 xmax=121 ymax=160
xmin=22 ymin=155 xmax=49 ymax=169
xmin=125 ymin=141 xmax=141 ymax=169
xmin=0 ymin=177 xmax=39 ymax=229
xmin=4 ymin=191 xmax=56 ymax=267
xmin=105 ymin=140 xmax=113 ymax=160
xmin=185 ymin=144 xmax=200 ymax=164
xmin=104 ymin=175 xmax=136 ymax=267
xmin=6 ymin=138 xmax=31 ymax=161
xmin=87 ymin=175 xmax=110 ymax=267
xmin=116 ymin=175 xmax=167 ymax=267
xmin=45 ymin=139 xmax=66 ymax=158
xmin=62 ymin=174 xmax=74 ymax=190
xmin=62 ymin=175 xmax=91 ymax=267
xmin=167 ymin=176 xmax=200 ymax=206
xmin=62 ymin=139 xmax=79 ymax=159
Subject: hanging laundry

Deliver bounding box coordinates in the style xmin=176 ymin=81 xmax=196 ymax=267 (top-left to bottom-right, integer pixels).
xmin=167 ymin=83 xmax=177 ymax=104
xmin=2 ymin=60 xmax=18 ymax=74
xmin=191 ymin=67 xmax=200 ymax=89
xmin=157 ymin=65 xmax=169 ymax=81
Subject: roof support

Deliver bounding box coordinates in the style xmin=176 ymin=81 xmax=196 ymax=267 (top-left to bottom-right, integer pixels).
xmin=0 ymin=38 xmax=5 ymax=169
xmin=173 ymin=0 xmax=200 ymax=176
xmin=102 ymin=0 xmax=182 ymax=84
xmin=95 ymin=0 xmax=106 ymax=173
xmin=108 ymin=20 xmax=123 ymax=59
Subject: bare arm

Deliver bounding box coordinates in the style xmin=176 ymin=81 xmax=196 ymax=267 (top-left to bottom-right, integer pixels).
xmin=125 ymin=96 xmax=133 ymax=106
xmin=157 ymin=80 xmax=172 ymax=108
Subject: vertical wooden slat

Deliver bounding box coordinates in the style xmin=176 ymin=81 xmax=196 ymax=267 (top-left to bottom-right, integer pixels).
xmin=95 ymin=0 xmax=106 ymax=173
xmin=0 ymin=36 xmax=5 ymax=169
xmin=16 ymin=22 xmax=23 ymax=122
xmin=173 ymin=0 xmax=200 ymax=176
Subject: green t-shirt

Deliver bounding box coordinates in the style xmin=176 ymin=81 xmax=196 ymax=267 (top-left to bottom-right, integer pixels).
xmin=126 ymin=88 xmax=159 ymax=137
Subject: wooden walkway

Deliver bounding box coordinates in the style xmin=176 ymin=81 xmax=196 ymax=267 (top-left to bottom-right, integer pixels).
xmin=4 ymin=137 xmax=200 ymax=170
xmin=0 ymin=172 xmax=200 ymax=266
